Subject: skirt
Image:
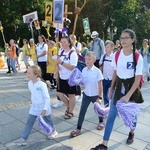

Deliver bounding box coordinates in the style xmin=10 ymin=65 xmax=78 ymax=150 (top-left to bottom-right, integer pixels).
xmin=57 ymin=77 xmax=81 ymax=95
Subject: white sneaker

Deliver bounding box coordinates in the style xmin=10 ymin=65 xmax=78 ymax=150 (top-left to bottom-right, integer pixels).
xmin=47 ymin=131 xmax=58 ymax=139
xmin=52 ymin=101 xmax=63 ymax=108
xmin=15 ymin=138 xmax=27 ymax=146
xmin=76 ymin=95 xmax=82 ymax=103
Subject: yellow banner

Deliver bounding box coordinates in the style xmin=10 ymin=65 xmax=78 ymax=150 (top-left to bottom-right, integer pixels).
xmin=45 ymin=2 xmax=53 ymax=24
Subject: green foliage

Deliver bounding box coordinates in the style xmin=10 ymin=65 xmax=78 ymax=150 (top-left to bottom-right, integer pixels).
xmin=0 ymin=0 xmax=149 ymax=48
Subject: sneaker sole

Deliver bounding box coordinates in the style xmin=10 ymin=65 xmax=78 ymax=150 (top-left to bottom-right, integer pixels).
xmin=47 ymin=132 xmax=58 ymax=139
xmin=16 ymin=143 xmax=27 ymax=146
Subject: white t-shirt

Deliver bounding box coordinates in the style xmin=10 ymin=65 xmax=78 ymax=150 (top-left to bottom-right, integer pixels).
xmin=99 ymin=53 xmax=114 ymax=80
xmin=59 ymin=49 xmax=78 ymax=80
xmin=28 ymin=79 xmax=51 ymax=116
xmin=36 ymin=42 xmax=48 ymax=62
xmin=112 ymin=50 xmax=143 ymax=79
xmin=82 ymin=65 xmax=104 ymax=96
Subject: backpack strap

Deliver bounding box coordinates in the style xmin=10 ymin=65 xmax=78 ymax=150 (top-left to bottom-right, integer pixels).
xmin=75 ymin=42 xmax=78 ymax=47
xmin=60 ymin=49 xmax=64 ymax=57
xmin=59 ymin=49 xmax=75 ymax=59
xmin=115 ymin=50 xmax=140 ymax=65
xmin=68 ymin=50 xmax=75 ymax=59
xmin=135 ymin=51 xmax=140 ymax=65
xmin=115 ymin=50 xmax=121 ymax=64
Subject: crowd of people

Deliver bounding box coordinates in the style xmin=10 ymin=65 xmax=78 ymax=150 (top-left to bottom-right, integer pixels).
xmin=0 ymin=28 xmax=149 ymax=150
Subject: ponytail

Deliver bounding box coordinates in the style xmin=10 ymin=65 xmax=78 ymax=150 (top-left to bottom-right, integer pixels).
xmin=38 ymin=76 xmax=51 ymax=89
xmin=132 ymin=42 xmax=136 ymax=72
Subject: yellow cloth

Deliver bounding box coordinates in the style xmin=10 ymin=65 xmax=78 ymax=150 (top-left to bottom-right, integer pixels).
xmin=22 ymin=44 xmax=30 ymax=56
xmin=47 ymin=46 xmax=57 ymax=74
xmin=81 ymin=47 xmax=88 ymax=53
xmin=0 ymin=57 xmax=4 ymax=69
xmin=30 ymin=45 xmax=37 ymax=61
xmin=143 ymin=45 xmax=149 ymax=54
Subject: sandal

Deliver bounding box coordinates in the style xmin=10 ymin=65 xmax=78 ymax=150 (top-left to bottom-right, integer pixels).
xmin=97 ymin=123 xmax=104 ymax=130
xmin=65 ymin=108 xmax=69 ymax=115
xmin=64 ymin=112 xmax=73 ymax=119
xmin=70 ymin=129 xmax=81 ymax=137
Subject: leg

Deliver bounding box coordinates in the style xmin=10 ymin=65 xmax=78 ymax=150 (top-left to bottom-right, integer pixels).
xmin=56 ymin=92 xmax=69 ymax=108
xmin=77 ymin=93 xmax=92 ymax=129
xmin=10 ymin=58 xmax=17 ymax=73
xmin=68 ymin=94 xmax=76 ymax=114
xmin=43 ymin=115 xmax=55 ymax=132
xmin=23 ymin=56 xmax=29 ymax=69
xmin=21 ymin=114 xmax=37 ymax=140
xmin=7 ymin=58 xmax=11 ymax=72
xmin=103 ymin=79 xmax=109 ymax=107
xmin=102 ymin=93 xmax=118 ymax=146
xmin=38 ymin=62 xmax=47 ymax=81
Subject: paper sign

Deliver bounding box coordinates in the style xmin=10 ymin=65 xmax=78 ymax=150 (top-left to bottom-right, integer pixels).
xmin=83 ymin=18 xmax=91 ymax=34
xmin=23 ymin=11 xmax=38 ymax=23
xmin=53 ymin=0 xmax=64 ymax=24
xmin=45 ymin=2 xmax=53 ymax=23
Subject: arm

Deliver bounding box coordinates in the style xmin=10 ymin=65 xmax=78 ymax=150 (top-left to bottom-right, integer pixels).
xmin=100 ymin=40 xmax=105 ymax=55
xmin=55 ymin=59 xmax=76 ymax=70
xmin=96 ymin=80 xmax=103 ymax=103
xmin=41 ymin=83 xmax=51 ymax=116
xmin=37 ymin=44 xmax=48 ymax=58
xmin=12 ymin=46 xmax=17 ymax=58
xmin=37 ymin=51 xmax=47 ymax=58
xmin=73 ymin=42 xmax=82 ymax=54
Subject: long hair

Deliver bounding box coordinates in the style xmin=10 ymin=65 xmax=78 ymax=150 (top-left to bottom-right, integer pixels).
xmin=121 ymin=29 xmax=137 ymax=71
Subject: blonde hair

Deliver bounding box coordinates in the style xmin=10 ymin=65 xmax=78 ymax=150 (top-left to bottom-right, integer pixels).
xmin=30 ymin=66 xmax=51 ymax=88
xmin=143 ymin=39 xmax=148 ymax=43
xmin=85 ymin=51 xmax=96 ymax=60
xmin=105 ymin=40 xmax=114 ymax=48
xmin=30 ymin=66 xmax=41 ymax=77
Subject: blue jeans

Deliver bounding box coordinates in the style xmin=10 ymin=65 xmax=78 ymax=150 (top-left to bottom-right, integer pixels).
xmin=22 ymin=114 xmax=55 ymax=140
xmin=103 ymin=91 xmax=137 ymax=141
xmin=10 ymin=58 xmax=17 ymax=73
xmin=103 ymin=79 xmax=112 ymax=107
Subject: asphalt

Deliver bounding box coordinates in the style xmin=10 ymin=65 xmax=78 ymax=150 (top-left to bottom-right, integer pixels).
xmin=0 ymin=56 xmax=150 ymax=150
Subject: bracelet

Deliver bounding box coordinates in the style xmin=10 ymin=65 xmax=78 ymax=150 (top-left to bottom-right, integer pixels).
xmin=61 ymin=61 xmax=64 ymax=65
xmin=98 ymin=96 xmax=102 ymax=99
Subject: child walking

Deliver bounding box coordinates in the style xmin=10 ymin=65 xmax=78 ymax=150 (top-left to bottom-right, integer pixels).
xmin=91 ymin=29 xmax=143 ymax=150
xmin=16 ymin=66 xmax=58 ymax=146
xmin=70 ymin=51 xmax=104 ymax=137
xmin=99 ymin=40 xmax=114 ymax=108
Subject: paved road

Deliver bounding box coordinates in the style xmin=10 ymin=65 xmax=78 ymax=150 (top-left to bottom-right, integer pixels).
xmin=0 ymin=60 xmax=150 ymax=150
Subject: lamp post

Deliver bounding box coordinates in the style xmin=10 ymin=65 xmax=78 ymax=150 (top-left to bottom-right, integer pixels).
xmin=107 ymin=26 xmax=117 ymax=41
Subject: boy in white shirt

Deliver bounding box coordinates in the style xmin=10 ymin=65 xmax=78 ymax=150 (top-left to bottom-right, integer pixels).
xmin=99 ymin=41 xmax=114 ymax=107
xmin=70 ymin=51 xmax=104 ymax=137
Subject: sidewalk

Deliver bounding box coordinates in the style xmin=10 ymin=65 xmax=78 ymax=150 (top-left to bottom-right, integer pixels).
xmin=0 ymin=60 xmax=150 ymax=150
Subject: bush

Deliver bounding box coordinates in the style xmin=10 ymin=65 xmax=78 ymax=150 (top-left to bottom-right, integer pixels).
xmin=0 ymin=46 xmax=4 ymax=52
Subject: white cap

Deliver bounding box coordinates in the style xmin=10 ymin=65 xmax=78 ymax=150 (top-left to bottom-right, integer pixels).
xmin=29 ymin=38 xmax=34 ymax=43
xmin=91 ymin=31 xmax=99 ymax=39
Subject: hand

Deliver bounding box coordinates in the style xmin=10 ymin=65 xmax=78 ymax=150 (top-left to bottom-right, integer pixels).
xmin=96 ymin=98 xmax=102 ymax=104
xmin=120 ymin=95 xmax=129 ymax=103
xmin=48 ymin=52 xmax=52 ymax=57
xmin=47 ymin=61 xmax=50 ymax=65
xmin=55 ymin=59 xmax=62 ymax=65
xmin=41 ymin=110 xmax=46 ymax=117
